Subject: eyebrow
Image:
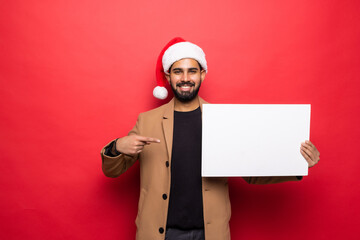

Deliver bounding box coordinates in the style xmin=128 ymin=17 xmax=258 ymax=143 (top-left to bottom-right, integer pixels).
xmin=172 ymin=67 xmax=199 ymax=72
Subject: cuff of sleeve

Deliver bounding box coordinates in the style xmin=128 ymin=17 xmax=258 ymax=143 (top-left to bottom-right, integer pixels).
xmin=104 ymin=139 xmax=121 ymax=157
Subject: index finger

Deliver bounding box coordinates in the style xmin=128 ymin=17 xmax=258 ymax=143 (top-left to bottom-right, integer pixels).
xmin=136 ymin=136 xmax=160 ymax=143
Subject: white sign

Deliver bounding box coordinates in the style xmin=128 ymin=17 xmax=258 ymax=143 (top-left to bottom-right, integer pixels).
xmin=202 ymin=104 xmax=310 ymax=177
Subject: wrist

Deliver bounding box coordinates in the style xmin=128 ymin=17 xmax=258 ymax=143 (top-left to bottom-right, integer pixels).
xmin=113 ymin=138 xmax=121 ymax=155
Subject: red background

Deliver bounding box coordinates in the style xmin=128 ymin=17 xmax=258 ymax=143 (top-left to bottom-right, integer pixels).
xmin=1 ymin=0 xmax=359 ymax=239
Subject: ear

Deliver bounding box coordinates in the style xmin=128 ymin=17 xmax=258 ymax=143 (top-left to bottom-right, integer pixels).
xmin=200 ymin=70 xmax=206 ymax=83
xmin=165 ymin=73 xmax=170 ymax=83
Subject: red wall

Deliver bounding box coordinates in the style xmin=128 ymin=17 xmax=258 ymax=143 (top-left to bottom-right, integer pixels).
xmin=1 ymin=0 xmax=359 ymax=239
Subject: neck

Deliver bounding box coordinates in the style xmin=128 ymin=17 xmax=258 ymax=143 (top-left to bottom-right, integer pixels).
xmin=174 ymin=96 xmax=200 ymax=112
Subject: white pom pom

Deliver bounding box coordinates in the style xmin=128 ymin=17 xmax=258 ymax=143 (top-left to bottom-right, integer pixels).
xmin=153 ymin=86 xmax=168 ymax=100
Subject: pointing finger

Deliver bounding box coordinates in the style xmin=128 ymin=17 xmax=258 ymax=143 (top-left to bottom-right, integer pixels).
xmin=136 ymin=136 xmax=161 ymax=143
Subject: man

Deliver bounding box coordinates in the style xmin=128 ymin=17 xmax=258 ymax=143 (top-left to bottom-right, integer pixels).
xmin=101 ymin=37 xmax=320 ymax=240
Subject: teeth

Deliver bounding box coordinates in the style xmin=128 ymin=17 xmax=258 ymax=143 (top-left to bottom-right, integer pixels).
xmin=180 ymin=86 xmax=191 ymax=90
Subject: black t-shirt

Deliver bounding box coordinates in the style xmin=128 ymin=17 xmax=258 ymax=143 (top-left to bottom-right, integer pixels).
xmin=166 ymin=107 xmax=204 ymax=230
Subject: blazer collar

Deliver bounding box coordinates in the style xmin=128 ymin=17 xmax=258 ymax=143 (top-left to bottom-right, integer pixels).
xmin=163 ymin=96 xmax=207 ymax=119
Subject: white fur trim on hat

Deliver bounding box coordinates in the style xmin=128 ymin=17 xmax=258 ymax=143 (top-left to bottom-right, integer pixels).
xmin=162 ymin=42 xmax=207 ymax=74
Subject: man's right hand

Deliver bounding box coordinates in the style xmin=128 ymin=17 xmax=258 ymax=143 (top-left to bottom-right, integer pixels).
xmin=115 ymin=135 xmax=160 ymax=156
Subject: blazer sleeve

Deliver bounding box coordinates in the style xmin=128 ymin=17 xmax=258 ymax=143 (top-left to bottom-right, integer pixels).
xmin=100 ymin=115 xmax=141 ymax=178
xmin=242 ymin=176 xmax=301 ymax=184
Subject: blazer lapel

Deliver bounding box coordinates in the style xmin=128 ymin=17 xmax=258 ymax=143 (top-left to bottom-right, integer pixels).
xmin=162 ymin=98 xmax=175 ymax=162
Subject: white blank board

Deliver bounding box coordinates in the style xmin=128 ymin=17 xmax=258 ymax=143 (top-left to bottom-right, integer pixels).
xmin=202 ymin=104 xmax=310 ymax=177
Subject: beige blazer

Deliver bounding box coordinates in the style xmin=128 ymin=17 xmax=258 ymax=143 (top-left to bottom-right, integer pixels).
xmin=101 ymin=97 xmax=300 ymax=240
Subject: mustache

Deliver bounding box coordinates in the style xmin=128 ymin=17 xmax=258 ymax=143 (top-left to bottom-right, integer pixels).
xmin=176 ymin=81 xmax=195 ymax=87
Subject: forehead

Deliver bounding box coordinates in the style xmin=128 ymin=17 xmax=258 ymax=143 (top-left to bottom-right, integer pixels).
xmin=171 ymin=58 xmax=200 ymax=69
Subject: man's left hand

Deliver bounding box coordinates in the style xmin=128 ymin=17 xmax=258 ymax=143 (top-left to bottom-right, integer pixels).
xmin=300 ymin=140 xmax=320 ymax=168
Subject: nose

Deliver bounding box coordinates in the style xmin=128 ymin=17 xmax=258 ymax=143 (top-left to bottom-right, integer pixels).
xmin=181 ymin=72 xmax=189 ymax=81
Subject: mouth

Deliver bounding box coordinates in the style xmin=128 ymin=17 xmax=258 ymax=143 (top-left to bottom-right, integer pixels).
xmin=176 ymin=82 xmax=195 ymax=92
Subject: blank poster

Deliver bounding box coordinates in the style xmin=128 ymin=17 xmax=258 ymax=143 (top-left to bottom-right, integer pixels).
xmin=202 ymin=104 xmax=310 ymax=177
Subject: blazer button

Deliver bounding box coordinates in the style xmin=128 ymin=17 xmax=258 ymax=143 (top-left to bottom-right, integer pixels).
xmin=159 ymin=227 xmax=164 ymax=234
xmin=165 ymin=161 xmax=169 ymax=167
xmin=162 ymin=194 xmax=167 ymax=200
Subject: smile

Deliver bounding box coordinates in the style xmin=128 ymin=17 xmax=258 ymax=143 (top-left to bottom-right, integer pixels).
xmin=179 ymin=85 xmax=193 ymax=91
xmin=176 ymin=82 xmax=195 ymax=92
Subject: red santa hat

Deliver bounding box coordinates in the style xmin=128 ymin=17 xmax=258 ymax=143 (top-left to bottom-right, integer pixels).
xmin=153 ymin=37 xmax=208 ymax=99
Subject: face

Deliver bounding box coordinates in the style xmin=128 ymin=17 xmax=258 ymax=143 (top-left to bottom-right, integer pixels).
xmin=165 ymin=58 xmax=206 ymax=102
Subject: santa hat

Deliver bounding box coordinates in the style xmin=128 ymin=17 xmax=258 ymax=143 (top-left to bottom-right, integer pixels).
xmin=153 ymin=37 xmax=208 ymax=100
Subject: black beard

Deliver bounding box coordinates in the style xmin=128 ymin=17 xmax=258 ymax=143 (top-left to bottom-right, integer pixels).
xmin=171 ymin=81 xmax=201 ymax=103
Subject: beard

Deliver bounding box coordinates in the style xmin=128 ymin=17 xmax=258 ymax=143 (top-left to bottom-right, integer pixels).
xmin=170 ymin=80 xmax=201 ymax=103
